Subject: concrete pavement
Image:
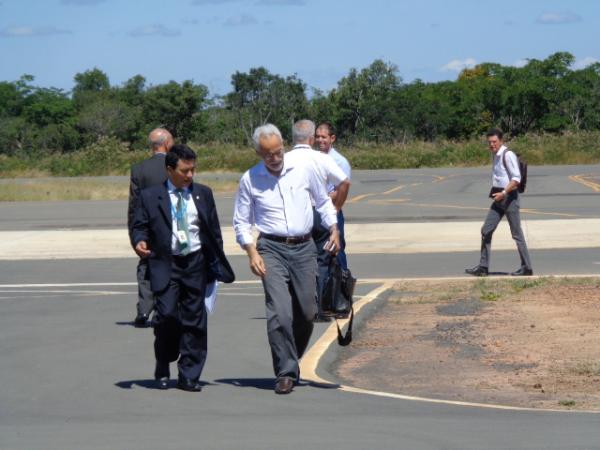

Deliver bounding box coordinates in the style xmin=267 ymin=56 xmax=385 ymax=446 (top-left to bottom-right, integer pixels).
xmin=1 ymin=218 xmax=600 ymax=260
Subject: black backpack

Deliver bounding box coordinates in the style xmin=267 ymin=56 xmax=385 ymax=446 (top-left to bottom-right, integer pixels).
xmin=502 ymin=149 xmax=527 ymax=193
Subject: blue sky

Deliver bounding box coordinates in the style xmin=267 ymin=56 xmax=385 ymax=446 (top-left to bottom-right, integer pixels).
xmin=0 ymin=0 xmax=598 ymax=96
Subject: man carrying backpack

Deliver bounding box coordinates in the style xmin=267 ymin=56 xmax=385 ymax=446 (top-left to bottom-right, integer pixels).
xmin=465 ymin=128 xmax=533 ymax=277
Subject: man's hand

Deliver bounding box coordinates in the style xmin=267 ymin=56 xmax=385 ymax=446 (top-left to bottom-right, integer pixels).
xmin=333 ymin=179 xmax=350 ymax=210
xmin=244 ymin=244 xmax=267 ymax=277
xmin=492 ymin=191 xmax=506 ymax=202
xmin=135 ymin=241 xmax=151 ymax=258
xmin=324 ymin=225 xmax=341 ymax=255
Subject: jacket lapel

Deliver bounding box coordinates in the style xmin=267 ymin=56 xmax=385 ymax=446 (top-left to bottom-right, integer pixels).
xmin=157 ymin=183 xmax=172 ymax=229
xmin=190 ymin=184 xmax=208 ymax=229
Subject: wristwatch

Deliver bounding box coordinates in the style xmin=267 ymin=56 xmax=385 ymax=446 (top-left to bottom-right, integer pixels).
xmin=501 ymin=189 xmax=507 ymax=196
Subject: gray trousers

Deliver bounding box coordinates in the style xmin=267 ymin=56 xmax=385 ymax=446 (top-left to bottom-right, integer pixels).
xmin=136 ymin=258 xmax=155 ymax=316
xmin=480 ymin=193 xmax=532 ymax=270
xmin=257 ymin=237 xmax=318 ymax=380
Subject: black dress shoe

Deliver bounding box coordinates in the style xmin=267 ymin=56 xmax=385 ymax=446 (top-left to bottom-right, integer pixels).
xmin=154 ymin=360 xmax=170 ymax=379
xmin=177 ymin=377 xmax=203 ymax=392
xmin=156 ymin=377 xmax=169 ymax=390
xmin=510 ymin=267 xmax=533 ymax=276
xmin=133 ymin=314 xmax=149 ymax=328
xmin=465 ymin=265 xmax=488 ymax=277
xmin=274 ymin=376 xmax=294 ymax=394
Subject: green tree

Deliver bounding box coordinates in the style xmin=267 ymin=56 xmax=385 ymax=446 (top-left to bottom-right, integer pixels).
xmin=225 ymin=67 xmax=308 ymax=144
xmin=72 ymin=67 xmax=110 ymax=108
xmin=142 ymin=80 xmax=208 ymax=143
xmin=330 ymin=60 xmax=401 ymax=141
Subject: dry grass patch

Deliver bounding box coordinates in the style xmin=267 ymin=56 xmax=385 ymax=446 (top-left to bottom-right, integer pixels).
xmin=0 ymin=177 xmax=239 ymax=201
xmin=334 ymin=277 xmax=600 ymax=410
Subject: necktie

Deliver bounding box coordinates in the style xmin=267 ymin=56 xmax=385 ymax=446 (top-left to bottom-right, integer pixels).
xmin=175 ymin=189 xmax=190 ymax=255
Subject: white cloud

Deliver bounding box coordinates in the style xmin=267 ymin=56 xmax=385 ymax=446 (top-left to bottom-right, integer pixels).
xmin=572 ymin=57 xmax=600 ymax=70
xmin=0 ymin=26 xmax=71 ymax=37
xmin=441 ymin=58 xmax=477 ymax=72
xmin=128 ymin=24 xmax=181 ymax=37
xmin=513 ymin=59 xmax=529 ymax=68
xmin=536 ymin=11 xmax=582 ymax=25
xmin=223 ymin=14 xmax=258 ymax=26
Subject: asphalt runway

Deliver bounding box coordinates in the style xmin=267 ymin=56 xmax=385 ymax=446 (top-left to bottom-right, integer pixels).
xmin=1 ymin=164 xmax=599 ymax=231
xmin=1 ymin=166 xmax=599 ymax=449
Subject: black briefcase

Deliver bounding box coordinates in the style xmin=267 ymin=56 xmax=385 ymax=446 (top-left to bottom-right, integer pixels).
xmin=321 ymin=258 xmax=357 ymax=345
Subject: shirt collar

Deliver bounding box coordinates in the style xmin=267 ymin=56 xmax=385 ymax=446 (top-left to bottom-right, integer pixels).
xmin=167 ymin=179 xmax=190 ymax=195
xmin=495 ymin=145 xmax=507 ymax=158
xmin=292 ymin=144 xmax=313 ymax=151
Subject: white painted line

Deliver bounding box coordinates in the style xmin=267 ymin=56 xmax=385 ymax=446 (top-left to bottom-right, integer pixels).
xmin=0 ymin=280 xmax=263 ymax=288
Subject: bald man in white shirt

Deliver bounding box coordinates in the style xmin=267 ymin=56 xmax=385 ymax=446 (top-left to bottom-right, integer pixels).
xmin=233 ymin=124 xmax=340 ymax=395
xmin=287 ymin=119 xmax=350 ymax=321
xmin=466 ymin=128 xmax=533 ymax=277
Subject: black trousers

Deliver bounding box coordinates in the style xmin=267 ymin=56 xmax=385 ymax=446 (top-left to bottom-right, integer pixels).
xmin=152 ymin=251 xmax=208 ymax=381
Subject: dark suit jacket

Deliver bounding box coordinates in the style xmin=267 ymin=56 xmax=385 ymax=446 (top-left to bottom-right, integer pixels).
xmin=131 ymin=182 xmax=235 ymax=292
xmin=127 ymin=153 xmax=168 ymax=245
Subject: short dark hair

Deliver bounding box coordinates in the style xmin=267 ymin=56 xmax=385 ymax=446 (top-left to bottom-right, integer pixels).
xmin=316 ymin=120 xmax=336 ymax=136
xmin=486 ymin=128 xmax=504 ymax=140
xmin=166 ymin=144 xmax=197 ymax=169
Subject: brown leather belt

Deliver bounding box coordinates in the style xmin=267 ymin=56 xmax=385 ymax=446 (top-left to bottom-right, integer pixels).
xmin=259 ymin=233 xmax=312 ymax=245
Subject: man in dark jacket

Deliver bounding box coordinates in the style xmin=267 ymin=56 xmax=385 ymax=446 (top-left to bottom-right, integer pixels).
xmin=127 ymin=128 xmax=173 ymax=327
xmin=132 ymin=144 xmax=234 ymax=391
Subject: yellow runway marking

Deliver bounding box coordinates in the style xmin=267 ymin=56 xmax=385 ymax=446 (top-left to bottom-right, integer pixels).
xmin=398 ymin=202 xmax=580 ymax=218
xmin=570 ymin=174 xmax=600 ymax=192
xmin=368 ymin=198 xmax=411 ymax=205
xmin=348 ymin=193 xmax=377 ymax=203
xmin=382 ymin=185 xmax=405 ymax=195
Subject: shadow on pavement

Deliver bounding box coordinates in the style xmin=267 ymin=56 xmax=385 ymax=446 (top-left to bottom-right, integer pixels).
xmin=115 ymin=379 xmax=215 ymax=390
xmin=114 ymin=321 xmax=153 ymax=328
xmin=215 ymin=378 xmax=341 ymax=391
xmin=214 ymin=378 xmax=274 ymax=390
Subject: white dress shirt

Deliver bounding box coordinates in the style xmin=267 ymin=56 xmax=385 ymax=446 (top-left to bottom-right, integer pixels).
xmin=492 ymin=145 xmax=521 ymax=188
xmin=286 ymin=144 xmax=348 ymax=193
xmin=233 ymin=154 xmax=337 ymax=247
xmin=167 ymin=180 xmax=201 ymax=255
xmin=325 ymin=147 xmax=351 ymax=192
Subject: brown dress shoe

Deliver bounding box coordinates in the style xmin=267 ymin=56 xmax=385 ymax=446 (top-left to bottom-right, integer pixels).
xmin=274 ymin=377 xmax=294 ymax=394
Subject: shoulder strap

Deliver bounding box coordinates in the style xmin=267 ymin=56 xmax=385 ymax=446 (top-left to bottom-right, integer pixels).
xmin=501 ymin=149 xmax=513 ymax=180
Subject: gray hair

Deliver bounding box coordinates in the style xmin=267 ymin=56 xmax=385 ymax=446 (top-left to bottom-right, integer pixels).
xmin=252 ymin=124 xmax=283 ymax=150
xmin=292 ymin=119 xmax=315 ymax=144
xmin=149 ymin=128 xmax=171 ymax=149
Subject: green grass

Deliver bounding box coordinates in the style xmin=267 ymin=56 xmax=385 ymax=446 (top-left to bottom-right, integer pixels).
xmin=1 ymin=131 xmax=600 ymax=178
xmin=558 ymin=400 xmax=577 ymax=407
xmin=394 ymin=277 xmax=598 ymax=307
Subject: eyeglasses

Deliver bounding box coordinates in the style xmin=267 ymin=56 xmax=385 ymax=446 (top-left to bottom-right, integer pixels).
xmin=263 ymin=149 xmax=284 ymax=161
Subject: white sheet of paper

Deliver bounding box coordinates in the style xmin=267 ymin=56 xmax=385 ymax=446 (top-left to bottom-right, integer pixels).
xmin=204 ymin=280 xmax=219 ymax=315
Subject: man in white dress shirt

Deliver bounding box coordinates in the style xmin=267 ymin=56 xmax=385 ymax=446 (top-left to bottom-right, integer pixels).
xmin=465 ymin=128 xmax=533 ymax=277
xmin=315 ymin=121 xmax=352 ymax=270
xmin=233 ymin=124 xmax=340 ymax=394
xmin=287 ymin=119 xmax=350 ymax=320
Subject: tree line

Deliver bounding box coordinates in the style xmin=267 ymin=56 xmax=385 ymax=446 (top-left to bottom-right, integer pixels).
xmin=1 ymin=51 xmax=599 ymax=157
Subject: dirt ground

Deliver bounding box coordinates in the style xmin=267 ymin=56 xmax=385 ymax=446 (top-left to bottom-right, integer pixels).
xmin=333 ymin=277 xmax=600 ymax=410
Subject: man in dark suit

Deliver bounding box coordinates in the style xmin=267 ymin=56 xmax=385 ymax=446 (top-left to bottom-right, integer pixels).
xmin=127 ymin=128 xmax=173 ymax=327
xmin=132 ymin=144 xmax=235 ymax=392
